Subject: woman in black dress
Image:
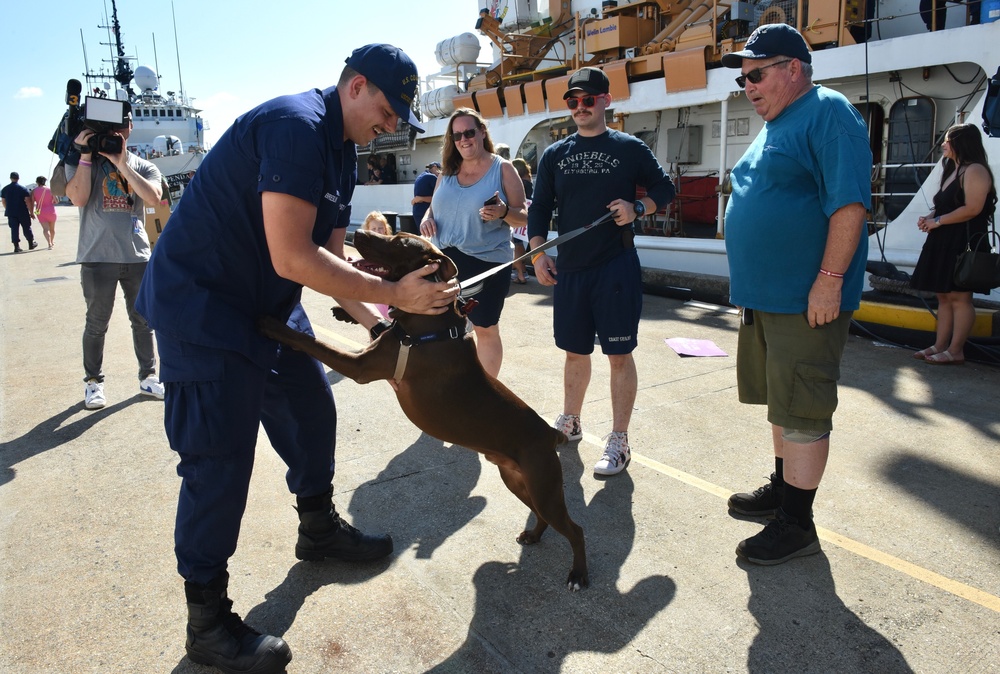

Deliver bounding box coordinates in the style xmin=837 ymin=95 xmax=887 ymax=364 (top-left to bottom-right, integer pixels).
xmin=910 ymin=123 xmax=996 ymax=365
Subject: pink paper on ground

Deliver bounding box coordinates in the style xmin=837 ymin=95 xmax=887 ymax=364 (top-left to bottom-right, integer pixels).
xmin=665 ymin=338 xmax=728 ymax=357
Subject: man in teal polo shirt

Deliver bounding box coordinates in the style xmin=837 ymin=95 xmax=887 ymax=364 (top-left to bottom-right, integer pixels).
xmin=722 ymin=24 xmax=871 ymax=565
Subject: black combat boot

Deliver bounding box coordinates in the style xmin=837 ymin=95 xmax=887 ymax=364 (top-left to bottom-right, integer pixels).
xmin=185 ymin=572 xmax=292 ymax=674
xmin=295 ymin=487 xmax=393 ymax=562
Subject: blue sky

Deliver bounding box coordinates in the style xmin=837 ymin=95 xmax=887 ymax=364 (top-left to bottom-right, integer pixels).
xmin=0 ymin=0 xmax=492 ymax=184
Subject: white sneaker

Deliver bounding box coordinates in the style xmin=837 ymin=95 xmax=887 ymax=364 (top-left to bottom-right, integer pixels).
xmin=594 ymin=432 xmax=631 ymax=476
xmin=84 ymin=379 xmax=106 ymax=410
xmin=139 ymin=375 xmax=165 ymax=400
xmin=554 ymin=413 xmax=583 ymax=441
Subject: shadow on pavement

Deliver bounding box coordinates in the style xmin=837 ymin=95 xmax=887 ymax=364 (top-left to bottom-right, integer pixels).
xmin=427 ymin=443 xmax=677 ymax=672
xmin=0 ymin=398 xmax=142 ymax=487
xmin=882 ymin=452 xmax=1000 ymax=552
xmin=739 ymin=552 xmax=912 ymax=672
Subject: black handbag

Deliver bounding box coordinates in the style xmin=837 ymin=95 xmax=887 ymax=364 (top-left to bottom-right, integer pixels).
xmin=953 ymin=225 xmax=1000 ymax=292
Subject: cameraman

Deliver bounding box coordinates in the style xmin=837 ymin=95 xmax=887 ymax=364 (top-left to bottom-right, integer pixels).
xmin=65 ymin=101 xmax=165 ymax=410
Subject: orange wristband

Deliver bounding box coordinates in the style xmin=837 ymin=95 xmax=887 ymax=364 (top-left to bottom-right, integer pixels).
xmin=531 ymin=252 xmax=545 ymax=265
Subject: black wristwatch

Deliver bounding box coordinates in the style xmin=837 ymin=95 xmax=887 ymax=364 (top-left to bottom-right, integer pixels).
xmin=369 ymin=319 xmax=393 ymax=341
xmin=633 ymin=200 xmax=646 ymax=219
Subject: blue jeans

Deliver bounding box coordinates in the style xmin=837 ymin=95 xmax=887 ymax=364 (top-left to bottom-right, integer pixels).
xmin=80 ymin=262 xmax=156 ymax=382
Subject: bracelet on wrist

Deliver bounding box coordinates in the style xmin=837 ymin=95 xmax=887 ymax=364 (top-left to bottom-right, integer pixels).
xmin=78 ymin=159 xmax=93 ymax=166
xmin=500 ymin=202 xmax=509 ymax=219
xmin=818 ymin=268 xmax=844 ymax=279
xmin=531 ymin=252 xmax=545 ymax=265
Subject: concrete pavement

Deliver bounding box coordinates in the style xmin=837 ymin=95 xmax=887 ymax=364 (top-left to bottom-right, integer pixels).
xmin=1 ymin=208 xmax=998 ymax=673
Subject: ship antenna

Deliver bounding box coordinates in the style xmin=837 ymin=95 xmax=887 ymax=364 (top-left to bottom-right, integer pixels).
xmin=109 ymin=0 xmax=134 ymax=92
xmin=153 ymin=33 xmax=162 ymax=90
xmin=171 ymin=1 xmax=185 ymax=103
xmin=80 ymin=29 xmax=91 ymax=80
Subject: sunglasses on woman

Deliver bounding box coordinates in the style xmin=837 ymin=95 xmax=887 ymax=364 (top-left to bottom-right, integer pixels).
xmin=451 ymin=128 xmax=478 ymax=142
xmin=566 ymin=95 xmax=600 ymax=110
xmin=735 ymin=60 xmax=791 ymax=88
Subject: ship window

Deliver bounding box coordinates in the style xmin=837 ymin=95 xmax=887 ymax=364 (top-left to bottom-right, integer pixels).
xmin=167 ymin=110 xmax=174 ymax=117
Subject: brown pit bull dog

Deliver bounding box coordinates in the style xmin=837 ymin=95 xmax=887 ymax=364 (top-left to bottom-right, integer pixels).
xmin=258 ymin=230 xmax=588 ymax=591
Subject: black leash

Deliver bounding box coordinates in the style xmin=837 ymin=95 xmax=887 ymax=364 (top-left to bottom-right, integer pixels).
xmin=459 ymin=211 xmax=615 ymax=297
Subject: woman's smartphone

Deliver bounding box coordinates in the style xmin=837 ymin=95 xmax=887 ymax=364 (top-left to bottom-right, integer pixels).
xmin=483 ymin=194 xmax=499 ymax=206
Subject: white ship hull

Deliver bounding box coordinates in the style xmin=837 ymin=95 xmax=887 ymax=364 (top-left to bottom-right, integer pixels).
xmin=355 ymin=1 xmax=1000 ymax=303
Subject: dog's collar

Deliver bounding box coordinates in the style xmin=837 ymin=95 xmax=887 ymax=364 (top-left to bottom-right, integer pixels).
xmin=385 ymin=320 xmax=471 ymax=382
xmin=391 ymin=321 xmax=467 ymax=347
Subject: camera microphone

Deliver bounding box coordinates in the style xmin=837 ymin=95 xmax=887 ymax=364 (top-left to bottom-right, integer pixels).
xmin=66 ymin=78 xmax=82 ymax=107
xmin=63 ymin=79 xmax=84 ymax=140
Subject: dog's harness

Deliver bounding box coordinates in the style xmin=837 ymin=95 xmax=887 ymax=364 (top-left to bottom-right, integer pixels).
xmin=374 ymin=295 xmax=478 ymax=382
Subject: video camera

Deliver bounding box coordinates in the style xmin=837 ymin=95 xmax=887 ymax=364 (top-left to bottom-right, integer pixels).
xmin=79 ymin=96 xmax=130 ymax=155
xmin=47 ymin=80 xmax=132 ymax=162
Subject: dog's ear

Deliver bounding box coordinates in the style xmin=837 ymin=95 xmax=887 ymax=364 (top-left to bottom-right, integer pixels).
xmin=431 ymin=254 xmax=459 ymax=282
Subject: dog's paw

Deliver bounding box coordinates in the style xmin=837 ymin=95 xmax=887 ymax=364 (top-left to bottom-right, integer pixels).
xmin=330 ymin=306 xmax=360 ymax=325
xmin=257 ymin=315 xmax=286 ymax=339
xmin=566 ymin=569 xmax=589 ymax=592
xmin=516 ymin=530 xmax=541 ymax=546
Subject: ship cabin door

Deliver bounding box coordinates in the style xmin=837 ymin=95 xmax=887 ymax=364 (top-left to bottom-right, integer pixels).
xmin=883 ymin=97 xmax=936 ymax=222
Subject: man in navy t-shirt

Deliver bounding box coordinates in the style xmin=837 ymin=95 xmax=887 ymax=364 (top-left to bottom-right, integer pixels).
xmin=136 ymin=44 xmax=457 ymax=673
xmin=527 ymin=67 xmax=674 ymax=478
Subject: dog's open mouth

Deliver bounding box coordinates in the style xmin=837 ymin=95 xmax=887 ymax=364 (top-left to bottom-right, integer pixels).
xmin=352 ymin=258 xmax=391 ymax=278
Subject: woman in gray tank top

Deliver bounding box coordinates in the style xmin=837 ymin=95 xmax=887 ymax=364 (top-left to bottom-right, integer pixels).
xmin=418 ymin=109 xmax=527 ymax=378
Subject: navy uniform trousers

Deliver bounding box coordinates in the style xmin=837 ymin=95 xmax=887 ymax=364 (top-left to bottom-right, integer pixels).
xmin=158 ymin=307 xmax=336 ymax=585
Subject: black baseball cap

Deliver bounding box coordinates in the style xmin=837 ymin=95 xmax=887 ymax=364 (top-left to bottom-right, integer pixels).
xmin=345 ymin=44 xmax=425 ymax=133
xmin=563 ymin=67 xmax=609 ymax=99
xmin=721 ymin=24 xmax=812 ymax=68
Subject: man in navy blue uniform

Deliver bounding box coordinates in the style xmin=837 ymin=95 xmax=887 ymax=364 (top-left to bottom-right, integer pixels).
xmin=137 ymin=44 xmax=457 ymax=673
xmin=1 ymin=172 xmax=37 ymax=252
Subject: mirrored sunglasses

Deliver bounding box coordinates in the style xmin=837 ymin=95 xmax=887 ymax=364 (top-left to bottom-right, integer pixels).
xmin=566 ymin=95 xmax=599 ymax=110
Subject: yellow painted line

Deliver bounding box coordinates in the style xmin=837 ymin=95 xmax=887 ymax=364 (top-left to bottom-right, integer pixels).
xmin=855 ymin=300 xmax=995 ymax=337
xmin=629 ymin=452 xmax=1000 ymax=614
xmin=313 ymin=323 xmax=364 ymax=348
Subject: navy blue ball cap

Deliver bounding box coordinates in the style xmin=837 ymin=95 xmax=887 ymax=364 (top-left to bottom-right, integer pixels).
xmin=346 ymin=44 xmax=425 ymax=133
xmin=563 ymin=67 xmax=610 ymax=98
xmin=721 ymin=23 xmax=812 ymax=68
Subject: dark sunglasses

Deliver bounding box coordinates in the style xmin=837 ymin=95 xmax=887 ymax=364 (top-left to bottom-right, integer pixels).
xmin=451 ymin=128 xmax=478 ymax=142
xmin=566 ymin=95 xmax=600 ymax=110
xmin=735 ymin=59 xmax=791 ymax=88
